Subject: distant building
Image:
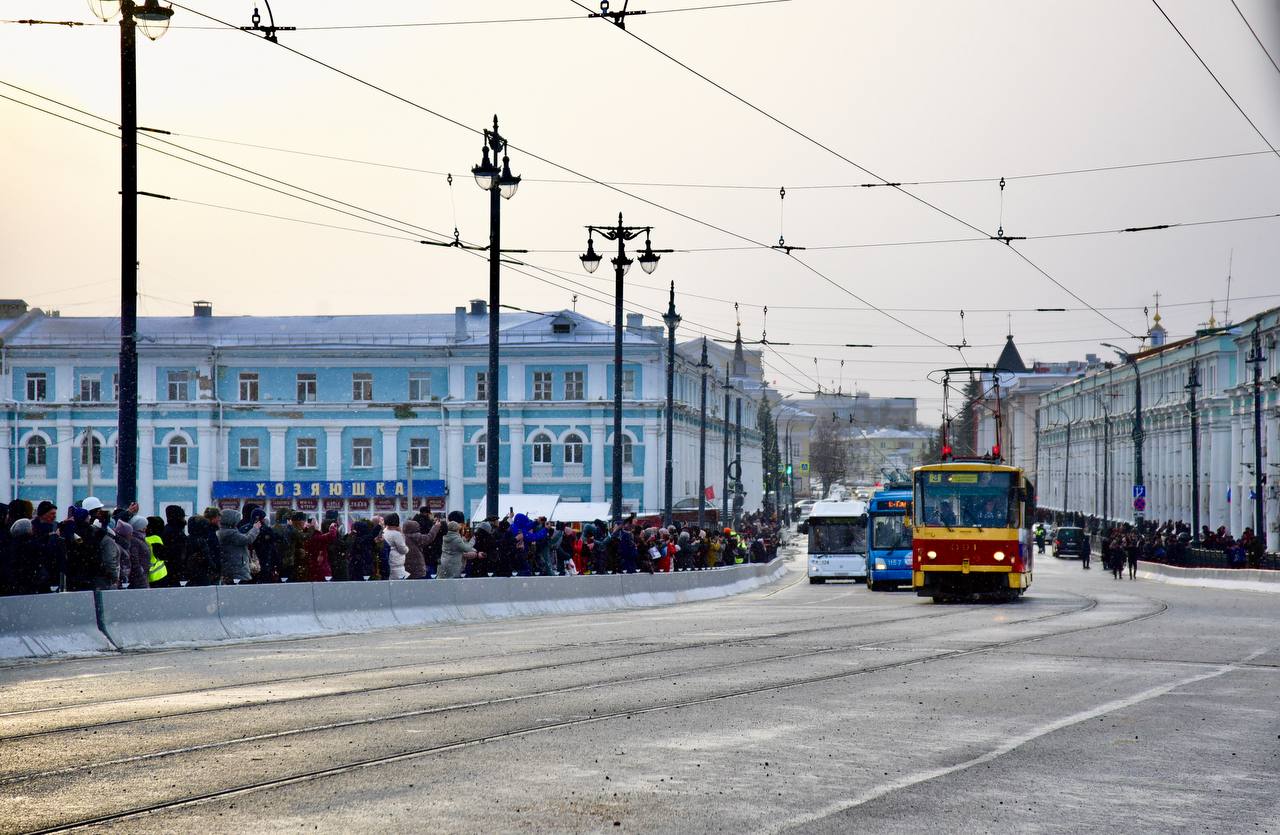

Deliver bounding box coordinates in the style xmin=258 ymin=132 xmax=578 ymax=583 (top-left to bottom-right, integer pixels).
xmin=847 ymin=427 xmax=934 ymax=483
xmin=0 ymin=301 xmax=769 ymax=520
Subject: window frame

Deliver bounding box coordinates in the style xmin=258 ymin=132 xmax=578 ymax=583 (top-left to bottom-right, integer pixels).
xmin=352 ymin=436 xmax=374 ymax=469
xmin=79 ymin=374 xmax=102 ymax=403
xmin=564 ymin=370 xmax=584 ymax=401
xmin=408 ymin=372 xmax=432 ymax=403
xmin=475 ymin=371 xmax=489 ymax=401
xmin=409 ymin=437 xmax=431 ymax=469
xmin=531 ymin=432 xmax=553 ymax=465
xmin=621 ymin=435 xmax=634 ymax=465
xmin=239 ymin=372 xmax=259 ymax=402
xmin=80 ymin=436 xmax=103 ymax=467
xmin=238 ymin=437 xmax=260 ymax=470
xmin=622 ymin=369 xmax=637 ymax=398
xmin=166 ymin=370 xmax=190 ymax=402
xmin=475 ymin=433 xmax=487 ymax=465
xmin=296 ymin=372 xmax=317 ymax=404
xmin=296 ymin=436 xmax=318 ymax=469
xmin=167 ymin=437 xmax=189 ymax=466
xmin=563 ymin=432 xmax=585 ymax=465
xmin=352 ymin=372 xmax=374 ymax=402
xmin=532 ymin=371 xmax=553 ymax=401
xmin=25 ymin=436 xmax=47 ymax=467
xmin=25 ymin=372 xmax=47 ymax=402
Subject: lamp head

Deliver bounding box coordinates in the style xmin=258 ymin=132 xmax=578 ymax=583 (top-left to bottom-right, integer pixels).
xmin=135 ymin=0 xmax=174 ymax=39
xmin=636 ymin=238 xmax=660 ymax=275
xmin=471 ymin=146 xmax=498 ymax=191
xmin=497 ymin=153 xmax=521 ymax=200
xmin=579 ymin=237 xmax=602 ymax=274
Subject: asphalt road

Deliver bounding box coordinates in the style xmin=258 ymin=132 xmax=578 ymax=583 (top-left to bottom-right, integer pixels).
xmin=1 ymin=546 xmax=1276 ymax=834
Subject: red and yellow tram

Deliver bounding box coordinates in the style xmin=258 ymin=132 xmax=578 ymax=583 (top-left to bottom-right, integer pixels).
xmin=910 ymin=462 xmax=1035 ymax=602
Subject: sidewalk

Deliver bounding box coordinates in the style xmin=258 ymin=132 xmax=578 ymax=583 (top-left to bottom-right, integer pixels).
xmin=1136 ymin=561 xmax=1280 ymax=595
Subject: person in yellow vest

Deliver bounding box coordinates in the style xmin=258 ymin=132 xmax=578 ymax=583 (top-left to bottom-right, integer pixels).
xmin=144 ymin=516 xmax=170 ymax=586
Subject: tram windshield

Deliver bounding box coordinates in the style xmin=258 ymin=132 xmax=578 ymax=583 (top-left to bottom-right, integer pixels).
xmin=871 ymin=514 xmax=911 ymax=551
xmin=808 ymin=517 xmax=868 ymax=554
xmin=914 ymin=471 xmax=1017 ymax=529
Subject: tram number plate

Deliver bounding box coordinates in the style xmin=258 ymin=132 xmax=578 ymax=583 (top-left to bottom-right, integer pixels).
xmin=962 ymin=559 xmax=970 ymax=575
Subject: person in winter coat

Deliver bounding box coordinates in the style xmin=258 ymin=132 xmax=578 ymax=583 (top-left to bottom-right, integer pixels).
xmin=122 ymin=516 xmax=152 ymax=589
xmin=6 ymin=519 xmax=41 ymax=595
xmin=439 ymin=516 xmax=481 ymax=579
xmin=184 ymin=511 xmax=219 ymax=586
xmin=161 ymin=505 xmax=188 ymax=584
xmin=349 ymin=519 xmax=378 ymax=580
xmin=217 ymin=509 xmax=261 ymax=583
xmin=402 ymin=519 xmax=427 ymax=579
xmin=382 ymin=513 xmax=409 ymax=580
xmin=469 ymin=520 xmax=494 ymax=577
xmin=301 ymin=520 xmax=337 ymax=582
xmin=144 ymin=516 xmax=170 ymax=587
xmin=95 ymin=517 xmax=121 ymax=591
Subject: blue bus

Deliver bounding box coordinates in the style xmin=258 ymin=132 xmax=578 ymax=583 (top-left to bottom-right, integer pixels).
xmin=866 ymin=488 xmax=913 ymax=591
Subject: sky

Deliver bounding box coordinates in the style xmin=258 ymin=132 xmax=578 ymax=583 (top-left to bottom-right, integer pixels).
xmin=2 ymin=0 xmax=1279 ymax=421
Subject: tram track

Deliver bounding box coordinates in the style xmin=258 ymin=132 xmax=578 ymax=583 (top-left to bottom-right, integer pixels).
xmin=0 ymin=587 xmax=1040 ymax=743
xmin=18 ymin=590 xmax=1168 ymax=833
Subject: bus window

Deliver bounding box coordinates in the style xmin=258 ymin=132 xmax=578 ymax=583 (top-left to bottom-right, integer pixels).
xmin=914 ymin=471 xmax=1016 ymax=528
xmin=871 ymin=515 xmax=910 ymax=550
xmin=809 ymin=519 xmax=868 ymax=554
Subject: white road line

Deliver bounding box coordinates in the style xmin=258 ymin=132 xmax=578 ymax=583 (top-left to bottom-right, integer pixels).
xmin=771 ymin=647 xmax=1271 ymax=833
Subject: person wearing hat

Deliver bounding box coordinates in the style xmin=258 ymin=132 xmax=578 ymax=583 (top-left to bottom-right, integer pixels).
xmin=438 ymin=510 xmax=481 ymax=579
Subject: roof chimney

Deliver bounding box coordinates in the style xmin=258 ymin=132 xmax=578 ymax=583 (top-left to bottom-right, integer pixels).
xmin=469 ymin=299 xmax=487 ymax=316
xmin=625 ymin=313 xmax=644 ymax=332
xmin=193 ymin=300 xmax=212 ymax=318
xmin=455 ymin=306 xmax=469 ymax=341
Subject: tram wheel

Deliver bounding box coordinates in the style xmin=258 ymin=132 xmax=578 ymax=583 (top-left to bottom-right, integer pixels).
xmin=809 ymin=577 xmax=826 ymax=584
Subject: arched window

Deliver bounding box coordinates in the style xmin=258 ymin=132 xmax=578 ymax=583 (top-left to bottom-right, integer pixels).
xmin=564 ymin=432 xmax=584 ymax=465
xmin=475 ymin=433 xmax=486 ymax=465
xmin=26 ymin=436 xmax=47 ymax=467
xmin=531 ymin=432 xmax=553 ymax=465
xmin=81 ymin=435 xmax=102 ymax=467
xmin=620 ymin=434 xmax=634 ymax=465
xmin=168 ymin=437 xmax=189 ymax=466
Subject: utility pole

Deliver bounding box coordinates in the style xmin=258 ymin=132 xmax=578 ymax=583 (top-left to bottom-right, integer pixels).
xmin=1246 ymin=325 xmax=1266 ymax=545
xmin=1132 ymin=359 xmax=1145 ymax=526
xmin=406 ymin=455 xmax=414 ymax=519
xmin=696 ymin=338 xmax=710 ymax=531
xmin=662 ymin=281 xmax=681 ymax=526
xmin=722 ymin=366 xmax=731 ymax=527
xmin=578 ymin=215 xmax=667 ymax=523
xmin=734 ymin=395 xmax=743 ymax=527
xmin=1186 ymin=362 xmax=1201 ymax=544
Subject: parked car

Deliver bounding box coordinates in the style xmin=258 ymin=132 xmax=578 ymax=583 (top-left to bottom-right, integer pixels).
xmin=1052 ymin=526 xmax=1090 ymax=559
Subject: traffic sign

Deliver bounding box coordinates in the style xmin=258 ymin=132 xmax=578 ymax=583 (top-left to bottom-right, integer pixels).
xmin=1132 ymin=484 xmax=1146 ymax=499
xmin=1133 ymin=497 xmax=1146 ymax=511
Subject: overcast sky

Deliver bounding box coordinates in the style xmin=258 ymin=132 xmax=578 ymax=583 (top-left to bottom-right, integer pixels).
xmin=2 ymin=0 xmax=1278 ymax=419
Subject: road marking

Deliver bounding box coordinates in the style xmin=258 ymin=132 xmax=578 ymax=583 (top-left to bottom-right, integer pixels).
xmin=773 ymin=647 xmax=1271 ymax=832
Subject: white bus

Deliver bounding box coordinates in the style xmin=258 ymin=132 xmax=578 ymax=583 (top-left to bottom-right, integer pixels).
xmin=806 ymin=499 xmax=869 ymax=584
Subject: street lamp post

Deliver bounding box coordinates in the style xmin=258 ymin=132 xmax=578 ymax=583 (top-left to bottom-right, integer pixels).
xmin=1245 ymin=326 xmax=1267 ymax=546
xmin=733 ymin=395 xmax=743 ymax=527
xmin=1104 ymin=343 xmax=1145 ymax=526
xmin=580 ymin=214 xmax=667 ymax=523
xmin=722 ymin=366 xmax=732 ymax=526
xmin=87 ymin=0 xmax=174 ymax=510
xmin=696 ymin=338 xmax=711 ymax=531
xmin=472 ymin=116 xmax=521 ymax=522
xmin=1186 ymin=362 xmax=1202 ymax=544
xmin=1049 ymin=402 xmax=1075 ymax=524
xmin=662 ymin=282 xmax=681 ymax=526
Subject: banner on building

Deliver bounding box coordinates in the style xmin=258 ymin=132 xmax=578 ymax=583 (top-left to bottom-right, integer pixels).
xmin=212 ymin=479 xmax=446 ymax=500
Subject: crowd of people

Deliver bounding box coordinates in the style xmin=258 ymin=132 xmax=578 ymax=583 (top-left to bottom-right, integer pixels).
xmin=0 ymin=496 xmax=784 ymax=597
xmin=1041 ymin=512 xmax=1270 ymax=571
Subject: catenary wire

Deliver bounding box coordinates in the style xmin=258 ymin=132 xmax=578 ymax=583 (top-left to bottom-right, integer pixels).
xmin=1228 ymin=0 xmax=1280 ymax=80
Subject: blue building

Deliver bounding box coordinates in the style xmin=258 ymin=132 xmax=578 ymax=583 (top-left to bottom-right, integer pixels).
xmin=1 ymin=299 xmax=767 ymax=520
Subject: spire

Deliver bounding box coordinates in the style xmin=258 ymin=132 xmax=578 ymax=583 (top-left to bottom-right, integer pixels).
xmin=700 ymin=335 xmax=709 ymax=367
xmin=995 ymin=333 xmax=1028 ymax=374
xmin=731 ymin=323 xmax=747 ymax=377
xmin=1148 ymin=290 xmax=1167 ymax=346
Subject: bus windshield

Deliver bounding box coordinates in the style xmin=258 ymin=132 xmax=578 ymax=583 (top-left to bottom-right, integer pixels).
xmin=870 ymin=514 xmax=911 ymax=551
xmin=808 ymin=518 xmax=868 ymax=554
xmin=914 ymin=471 xmax=1017 ymax=529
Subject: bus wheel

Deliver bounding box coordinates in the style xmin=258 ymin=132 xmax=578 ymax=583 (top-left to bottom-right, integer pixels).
xmin=868 ymin=581 xmax=882 ymax=592
xmin=809 ymin=577 xmax=826 ymax=585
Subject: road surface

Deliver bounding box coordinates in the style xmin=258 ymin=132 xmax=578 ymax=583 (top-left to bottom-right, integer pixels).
xmin=1 ymin=548 xmax=1276 ymax=833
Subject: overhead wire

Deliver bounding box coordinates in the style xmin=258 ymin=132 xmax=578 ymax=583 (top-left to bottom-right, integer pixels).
xmin=1228 ymin=0 xmax=1280 ymax=80
xmin=564 ymin=0 xmax=1141 ymax=339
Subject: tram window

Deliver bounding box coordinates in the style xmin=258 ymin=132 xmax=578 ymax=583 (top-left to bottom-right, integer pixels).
xmin=915 ymin=471 xmax=1016 ymax=528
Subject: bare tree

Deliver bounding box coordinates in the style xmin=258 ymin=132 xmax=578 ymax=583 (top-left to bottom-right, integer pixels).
xmin=810 ymin=415 xmax=849 ymax=492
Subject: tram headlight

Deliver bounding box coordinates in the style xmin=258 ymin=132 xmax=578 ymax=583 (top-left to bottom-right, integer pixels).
xmin=926 ymin=550 xmax=937 ymax=560
xmin=993 ymin=551 xmax=1006 ymax=561
xmin=874 ymin=559 xmax=887 ymax=570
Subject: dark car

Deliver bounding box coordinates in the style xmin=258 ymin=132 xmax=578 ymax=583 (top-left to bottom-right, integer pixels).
xmin=1052 ymin=527 xmax=1090 ymax=559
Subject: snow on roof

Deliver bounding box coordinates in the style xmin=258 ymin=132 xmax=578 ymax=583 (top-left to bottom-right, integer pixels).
xmin=470 ymin=493 xmax=561 ymax=522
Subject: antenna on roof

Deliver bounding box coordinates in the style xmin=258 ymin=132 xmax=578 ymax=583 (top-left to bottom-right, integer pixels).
xmin=1224 ymin=249 xmax=1233 ymax=325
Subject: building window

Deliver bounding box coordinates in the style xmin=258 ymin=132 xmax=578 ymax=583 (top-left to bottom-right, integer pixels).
xmin=475 ymin=433 xmax=487 ymax=465
xmin=409 ymin=437 xmax=430 ymax=468
xmin=296 ymin=437 xmax=318 ymax=469
xmin=531 ymin=432 xmax=553 ymax=465
xmin=475 ymin=371 xmax=489 ymax=401
xmin=239 ymin=372 xmax=259 ymax=402
xmin=112 ymin=373 xmax=119 ymax=402
xmin=79 ymin=375 xmax=102 ymax=403
xmin=408 ymin=372 xmax=431 ymax=402
xmin=168 ymin=437 xmax=189 ymax=466
xmin=296 ymin=373 xmax=317 ymax=403
xmin=621 ymin=435 xmax=634 ymax=465
xmin=166 ymin=371 xmax=190 ymax=402
xmin=622 ymin=369 xmax=637 ymax=398
xmin=532 ymin=371 xmax=553 ymax=401
xmin=564 ymin=432 xmax=584 ymax=465
xmin=238 ymin=437 xmax=260 ymax=470
xmin=352 ymin=437 xmax=373 ymax=468
xmin=564 ymin=371 xmax=584 ymax=401
xmin=25 ymin=436 xmax=47 ymax=467
xmin=81 ymin=436 xmax=102 ymax=467
xmin=352 ymin=372 xmax=373 ymax=402
xmin=25 ymin=372 xmax=47 ymax=402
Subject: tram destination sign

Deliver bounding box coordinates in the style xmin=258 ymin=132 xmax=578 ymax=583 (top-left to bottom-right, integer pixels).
xmin=213 ymin=479 xmax=446 ymax=500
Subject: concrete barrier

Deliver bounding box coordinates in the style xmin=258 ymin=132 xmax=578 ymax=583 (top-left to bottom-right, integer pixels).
xmin=389 ymin=580 xmax=462 ymax=625
xmin=97 ymin=585 xmax=227 ymax=649
xmin=313 ymin=581 xmax=396 ymax=632
xmin=0 ymin=592 xmax=113 ymax=659
xmin=552 ymin=573 xmax=627 ymax=613
xmin=451 ymin=577 xmax=522 ymax=621
xmin=1137 ymin=560 xmax=1280 ymax=594
xmin=217 ymin=582 xmax=322 ymax=639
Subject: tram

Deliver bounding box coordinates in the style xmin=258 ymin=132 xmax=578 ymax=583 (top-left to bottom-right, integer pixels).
xmin=911 ymin=462 xmax=1035 ymax=602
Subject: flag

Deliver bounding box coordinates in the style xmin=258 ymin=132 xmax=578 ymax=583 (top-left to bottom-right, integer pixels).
xmin=704 ymin=485 xmax=715 ymax=500
xmin=1227 ymin=486 xmax=1232 ymax=504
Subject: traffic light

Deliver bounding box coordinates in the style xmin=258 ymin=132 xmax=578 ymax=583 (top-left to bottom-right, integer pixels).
xmin=785 ymin=464 xmax=792 ymax=476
